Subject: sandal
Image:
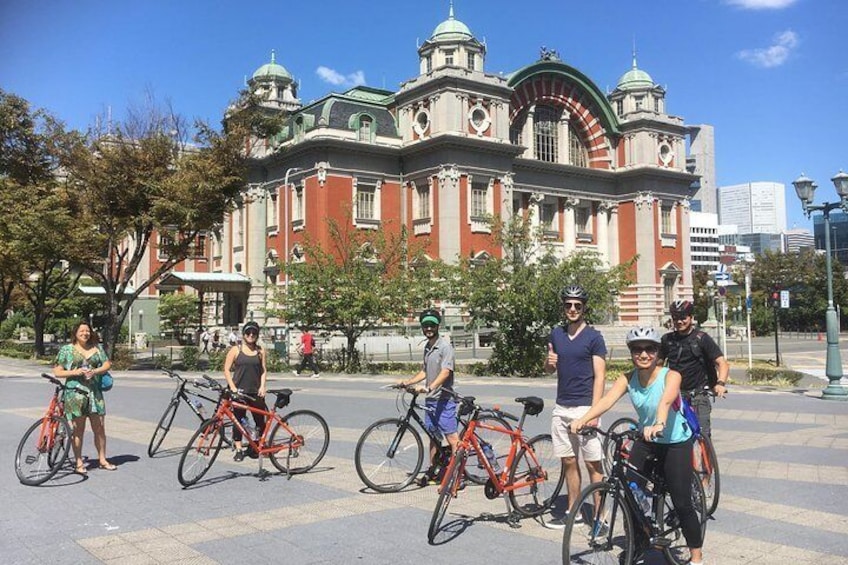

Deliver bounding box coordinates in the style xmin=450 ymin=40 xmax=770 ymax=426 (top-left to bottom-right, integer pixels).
xmin=75 ymin=463 xmax=88 ymax=475
xmin=98 ymin=462 xmax=118 ymax=471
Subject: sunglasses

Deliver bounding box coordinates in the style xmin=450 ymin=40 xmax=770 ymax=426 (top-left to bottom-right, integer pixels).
xmin=671 ymin=314 xmax=691 ymax=321
xmin=244 ymin=330 xmax=258 ymax=337
xmin=563 ymin=302 xmax=584 ymax=311
xmin=629 ymin=344 xmax=659 ymax=355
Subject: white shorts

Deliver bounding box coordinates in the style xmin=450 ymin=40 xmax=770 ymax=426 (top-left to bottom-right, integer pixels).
xmin=551 ymin=404 xmax=603 ymax=461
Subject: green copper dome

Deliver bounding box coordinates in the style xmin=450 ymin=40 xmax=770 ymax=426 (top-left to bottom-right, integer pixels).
xmin=431 ymin=2 xmax=473 ymax=41
xmin=252 ymin=50 xmax=292 ymax=81
xmin=616 ymin=53 xmax=654 ymax=90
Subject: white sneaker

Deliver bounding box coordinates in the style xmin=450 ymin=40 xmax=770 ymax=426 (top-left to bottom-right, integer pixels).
xmin=311 ymin=373 xmax=321 ymax=379
xmin=293 ymin=371 xmax=300 ymax=376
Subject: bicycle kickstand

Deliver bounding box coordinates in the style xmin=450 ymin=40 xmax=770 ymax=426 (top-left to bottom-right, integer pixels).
xmin=256 ymin=455 xmax=271 ymax=482
xmin=502 ymin=496 xmax=522 ymax=529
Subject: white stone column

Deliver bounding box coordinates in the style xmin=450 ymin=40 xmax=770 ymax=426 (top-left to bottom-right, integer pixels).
xmin=597 ymin=201 xmax=611 ymax=265
xmin=563 ymin=196 xmax=579 ymax=255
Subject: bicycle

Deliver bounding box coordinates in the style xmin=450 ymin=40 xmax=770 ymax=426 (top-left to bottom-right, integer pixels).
xmin=147 ymin=368 xmax=232 ymax=457
xmin=354 ymin=384 xmax=514 ymax=492
xmin=15 ymin=373 xmax=86 ymax=486
xmin=177 ymin=374 xmax=330 ymax=487
xmin=562 ymin=426 xmax=707 ymax=565
xmin=602 ymin=399 xmax=720 ymax=517
xmin=428 ymin=392 xmax=564 ymax=543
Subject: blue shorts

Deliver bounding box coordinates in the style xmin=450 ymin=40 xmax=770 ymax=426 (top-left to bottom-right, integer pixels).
xmin=424 ymin=398 xmax=458 ymax=437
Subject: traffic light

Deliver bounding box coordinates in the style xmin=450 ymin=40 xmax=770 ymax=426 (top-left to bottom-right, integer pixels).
xmin=770 ymin=288 xmax=780 ymax=308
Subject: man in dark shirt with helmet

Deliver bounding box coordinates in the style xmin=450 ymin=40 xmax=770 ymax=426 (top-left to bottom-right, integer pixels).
xmin=659 ymin=299 xmax=729 ymax=437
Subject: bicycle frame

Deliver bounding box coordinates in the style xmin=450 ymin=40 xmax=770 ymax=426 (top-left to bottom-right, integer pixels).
xmin=214 ymin=395 xmax=302 ymax=457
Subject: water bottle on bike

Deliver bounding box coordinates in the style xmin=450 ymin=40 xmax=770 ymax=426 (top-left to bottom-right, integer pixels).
xmin=629 ymin=481 xmax=653 ymax=518
xmin=480 ymin=440 xmax=501 ymax=473
xmin=192 ymin=398 xmax=207 ymax=419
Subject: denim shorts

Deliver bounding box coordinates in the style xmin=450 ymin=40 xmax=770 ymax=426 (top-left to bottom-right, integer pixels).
xmin=424 ymin=398 xmax=458 ymax=437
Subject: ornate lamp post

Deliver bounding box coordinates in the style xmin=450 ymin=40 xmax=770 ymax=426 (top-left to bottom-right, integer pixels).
xmin=792 ymin=171 xmax=848 ymax=400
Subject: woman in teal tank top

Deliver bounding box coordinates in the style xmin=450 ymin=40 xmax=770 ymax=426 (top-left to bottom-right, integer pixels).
xmin=570 ymin=327 xmax=704 ymax=565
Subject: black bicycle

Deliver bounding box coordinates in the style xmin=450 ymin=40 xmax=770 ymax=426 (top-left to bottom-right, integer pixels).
xmin=354 ymin=384 xmax=515 ymax=493
xmin=147 ymin=369 xmax=231 ymax=457
xmin=563 ymin=426 xmax=707 ymax=565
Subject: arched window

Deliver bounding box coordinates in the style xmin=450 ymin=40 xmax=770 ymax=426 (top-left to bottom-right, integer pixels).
xmin=358 ymin=115 xmax=373 ymax=142
xmin=534 ymin=105 xmax=559 ymax=163
xmin=568 ymin=124 xmax=588 ymax=168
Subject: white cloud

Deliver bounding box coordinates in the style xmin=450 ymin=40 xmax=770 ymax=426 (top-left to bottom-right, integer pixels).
xmin=316 ymin=66 xmax=366 ymax=88
xmin=736 ymin=30 xmax=799 ymax=68
xmin=724 ymin=0 xmax=799 ymax=9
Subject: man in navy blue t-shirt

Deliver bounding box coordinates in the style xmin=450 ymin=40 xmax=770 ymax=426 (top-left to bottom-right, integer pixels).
xmin=545 ymin=285 xmax=607 ymax=516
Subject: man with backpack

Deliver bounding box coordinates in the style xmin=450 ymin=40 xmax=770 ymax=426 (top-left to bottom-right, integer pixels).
xmin=659 ymin=299 xmax=730 ymax=437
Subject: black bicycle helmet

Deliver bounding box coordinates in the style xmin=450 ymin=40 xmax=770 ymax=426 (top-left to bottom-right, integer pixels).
xmin=669 ymin=299 xmax=694 ymax=317
xmin=560 ymin=284 xmax=588 ymax=303
xmin=419 ymin=308 xmax=441 ymax=326
xmin=242 ymin=321 xmax=260 ymax=334
xmin=625 ymin=326 xmax=662 ymax=345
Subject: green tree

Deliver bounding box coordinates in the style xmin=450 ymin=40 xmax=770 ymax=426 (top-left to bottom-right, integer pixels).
xmin=57 ymin=97 xmax=248 ymax=354
xmin=0 ymin=90 xmax=90 ymax=354
xmin=749 ymin=249 xmax=848 ymax=334
xmin=459 ymin=214 xmax=634 ymax=377
xmin=157 ymin=293 xmax=200 ymax=342
xmin=274 ymin=213 xmax=444 ymax=372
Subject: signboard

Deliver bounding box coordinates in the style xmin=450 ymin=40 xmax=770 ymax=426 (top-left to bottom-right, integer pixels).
xmin=714 ymin=272 xmax=730 ymax=281
xmin=746 ymin=295 xmax=753 ymax=310
xmin=780 ymin=290 xmax=790 ymax=309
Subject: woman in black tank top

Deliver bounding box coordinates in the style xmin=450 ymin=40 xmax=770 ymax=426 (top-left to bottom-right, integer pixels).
xmin=223 ymin=322 xmax=268 ymax=460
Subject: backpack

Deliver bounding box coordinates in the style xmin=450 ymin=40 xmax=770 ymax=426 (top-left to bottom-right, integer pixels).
xmin=672 ymin=395 xmax=701 ymax=437
xmin=661 ymin=331 xmax=719 ymax=389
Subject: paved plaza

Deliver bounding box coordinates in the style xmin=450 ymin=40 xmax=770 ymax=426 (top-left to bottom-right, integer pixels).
xmin=2 ymin=356 xmax=847 ymax=564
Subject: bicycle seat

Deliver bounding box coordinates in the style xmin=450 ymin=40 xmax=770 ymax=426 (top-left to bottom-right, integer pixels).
xmin=269 ymin=388 xmax=292 ymax=409
xmin=458 ymin=396 xmax=476 ymax=416
xmin=515 ymin=396 xmax=544 ymax=416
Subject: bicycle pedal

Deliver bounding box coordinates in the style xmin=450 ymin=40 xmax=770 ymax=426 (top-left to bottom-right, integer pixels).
xmin=650 ymin=537 xmax=672 ymax=548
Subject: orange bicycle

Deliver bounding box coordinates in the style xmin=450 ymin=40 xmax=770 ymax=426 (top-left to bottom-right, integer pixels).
xmin=177 ymin=375 xmax=330 ymax=487
xmin=428 ymin=392 xmax=564 ymax=543
xmin=15 ymin=373 xmax=85 ymax=486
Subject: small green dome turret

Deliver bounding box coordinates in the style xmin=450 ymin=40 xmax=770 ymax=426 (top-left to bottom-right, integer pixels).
xmin=430 ymin=1 xmax=473 ymax=41
xmin=616 ymin=53 xmax=654 ymax=90
xmin=252 ymin=50 xmax=292 ymax=82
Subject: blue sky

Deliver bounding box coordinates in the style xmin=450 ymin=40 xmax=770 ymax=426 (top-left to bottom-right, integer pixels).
xmin=1 ymin=0 xmax=845 ymax=231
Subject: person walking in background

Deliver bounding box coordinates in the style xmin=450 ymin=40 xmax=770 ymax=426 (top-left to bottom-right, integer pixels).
xmin=212 ymin=330 xmax=221 ymax=351
xmin=53 ymin=321 xmax=117 ymax=474
xmin=660 ymin=299 xmax=729 ymax=437
xmin=295 ymin=327 xmax=320 ymax=378
xmin=199 ymin=327 xmax=210 ymax=354
xmin=398 ymin=308 xmax=457 ymax=486
xmin=545 ymin=284 xmax=606 ymax=518
xmin=227 ymin=327 xmax=238 ymax=347
xmin=223 ymin=321 xmax=267 ymax=461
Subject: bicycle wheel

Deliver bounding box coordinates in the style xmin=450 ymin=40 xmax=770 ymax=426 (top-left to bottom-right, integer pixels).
xmin=428 ymin=447 xmax=467 ymax=544
xmin=15 ymin=416 xmax=72 ymax=486
xmin=462 ymin=414 xmax=512 ymax=485
xmin=177 ymin=418 xmax=224 ymax=487
xmin=562 ymin=482 xmax=635 ymax=565
xmin=269 ymin=410 xmax=330 ymax=474
xmin=693 ymin=435 xmax=720 ymax=516
xmin=508 ymin=434 xmax=565 ymax=517
xmin=659 ymin=474 xmax=707 ymax=565
xmin=147 ymin=399 xmax=179 ymax=457
xmin=602 ymin=417 xmax=638 ymax=476
xmin=354 ymin=418 xmax=423 ymax=492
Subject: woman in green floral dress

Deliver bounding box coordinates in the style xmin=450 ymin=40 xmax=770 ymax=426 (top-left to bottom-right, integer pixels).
xmin=53 ymin=321 xmax=116 ymax=474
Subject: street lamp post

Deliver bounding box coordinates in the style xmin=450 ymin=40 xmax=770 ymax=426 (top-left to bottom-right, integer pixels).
xmin=792 ymin=171 xmax=848 ymax=400
xmin=282 ymin=167 xmax=300 ymax=361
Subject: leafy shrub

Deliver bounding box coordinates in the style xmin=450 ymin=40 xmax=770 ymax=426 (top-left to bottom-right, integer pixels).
xmin=0 ymin=340 xmax=35 ymax=359
xmin=747 ymin=367 xmax=804 ymax=387
xmin=181 ymin=346 xmax=201 ymax=371
xmin=207 ymin=350 xmax=226 ymax=372
xmin=606 ymin=360 xmax=634 ymax=381
xmin=0 ymin=312 xmax=33 ymax=340
xmin=153 ymin=354 xmax=171 ymax=370
xmin=109 ymin=346 xmax=134 ymax=370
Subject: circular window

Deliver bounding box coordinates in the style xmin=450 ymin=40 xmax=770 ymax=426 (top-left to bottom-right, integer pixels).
xmin=658 ymin=143 xmax=674 ymax=165
xmin=468 ymin=105 xmax=491 ymax=135
xmin=413 ymin=110 xmax=430 ymax=136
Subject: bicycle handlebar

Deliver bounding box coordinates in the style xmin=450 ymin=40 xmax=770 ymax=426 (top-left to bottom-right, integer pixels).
xmin=42 ymin=373 xmax=89 ymax=395
xmin=162 ymin=368 xmax=185 ymax=382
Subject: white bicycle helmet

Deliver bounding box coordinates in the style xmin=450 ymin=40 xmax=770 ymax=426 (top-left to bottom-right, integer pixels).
xmin=625 ymin=326 xmax=662 ymax=345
